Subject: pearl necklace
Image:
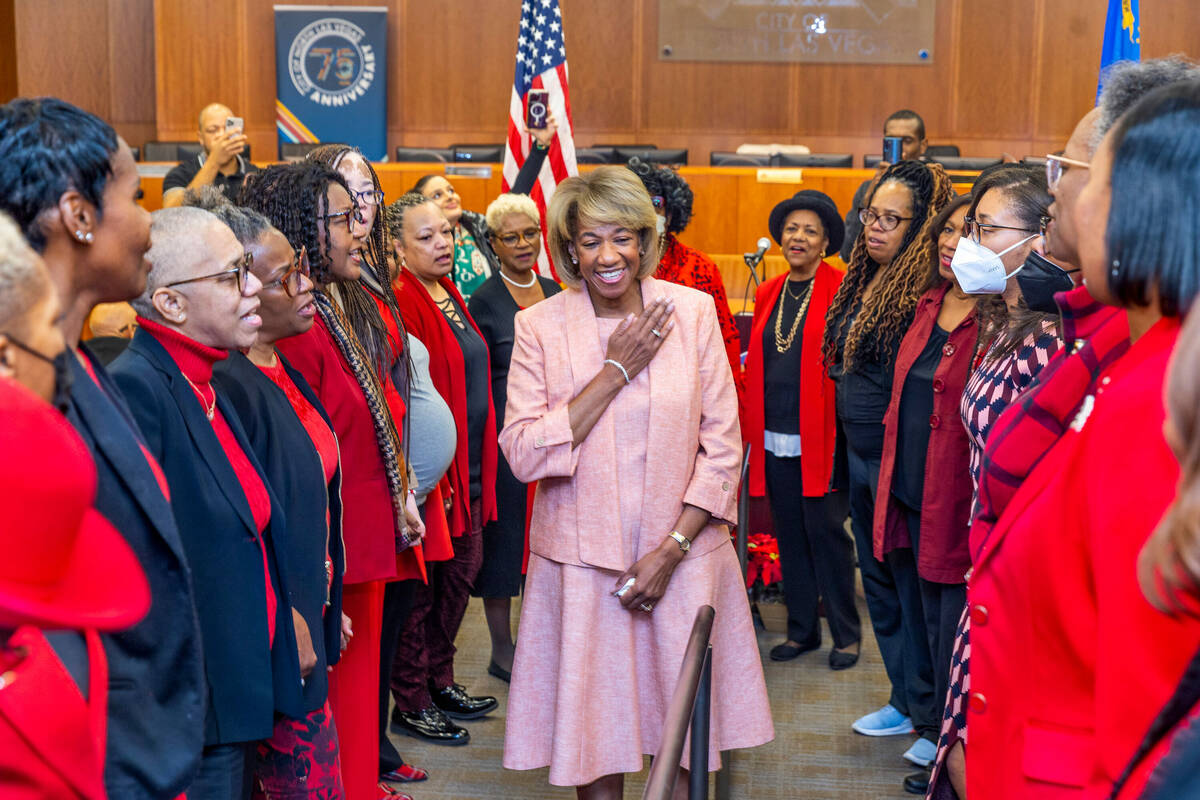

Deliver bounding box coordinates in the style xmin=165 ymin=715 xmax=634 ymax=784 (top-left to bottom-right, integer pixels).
xmin=500 ymin=268 xmax=537 ymax=289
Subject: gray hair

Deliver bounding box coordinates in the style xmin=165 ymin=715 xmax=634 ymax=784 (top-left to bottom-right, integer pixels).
xmin=485 ymin=193 xmax=540 ymax=233
xmin=1094 ymin=55 xmax=1200 ymax=153
xmin=132 ymin=206 xmax=230 ymax=319
xmin=182 ymin=185 xmax=275 ymax=247
xmin=0 ymin=211 xmax=50 ymax=337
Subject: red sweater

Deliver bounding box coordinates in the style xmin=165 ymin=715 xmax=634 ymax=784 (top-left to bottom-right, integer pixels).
xmin=743 ymin=262 xmax=843 ymax=498
xmin=392 ymin=272 xmax=497 ymax=538
xmin=139 ymin=318 xmax=275 ymax=643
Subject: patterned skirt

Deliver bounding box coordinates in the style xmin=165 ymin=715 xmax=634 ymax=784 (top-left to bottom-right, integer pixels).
xmin=252 ymin=702 xmax=344 ymax=800
xmin=927 ymin=604 xmax=971 ymax=800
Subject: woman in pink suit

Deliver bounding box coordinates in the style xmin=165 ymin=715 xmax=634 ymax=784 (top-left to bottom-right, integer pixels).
xmin=499 ymin=167 xmax=773 ymax=799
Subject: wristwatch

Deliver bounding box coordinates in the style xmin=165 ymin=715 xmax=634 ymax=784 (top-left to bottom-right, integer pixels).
xmin=667 ymin=530 xmax=691 ymax=554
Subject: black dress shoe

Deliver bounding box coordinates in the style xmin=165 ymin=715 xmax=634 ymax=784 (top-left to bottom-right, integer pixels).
xmin=829 ymin=643 xmax=861 ymax=671
xmin=487 ymin=659 xmax=512 ymax=683
xmin=903 ymin=768 xmax=931 ymax=795
xmin=430 ymin=682 xmax=499 ymax=720
xmin=769 ymin=638 xmax=820 ymax=661
xmin=390 ymin=706 xmax=470 ymax=746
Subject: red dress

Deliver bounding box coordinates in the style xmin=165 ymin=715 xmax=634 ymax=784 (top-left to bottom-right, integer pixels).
xmin=967 ymin=316 xmax=1200 ymax=799
xmin=658 ymin=234 xmax=744 ymax=406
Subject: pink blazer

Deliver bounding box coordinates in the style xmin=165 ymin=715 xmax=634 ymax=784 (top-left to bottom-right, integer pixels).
xmin=499 ymin=277 xmax=742 ymax=572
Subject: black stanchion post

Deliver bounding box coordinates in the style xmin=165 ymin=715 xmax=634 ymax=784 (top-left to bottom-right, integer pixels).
xmin=688 ymin=646 xmax=713 ymax=799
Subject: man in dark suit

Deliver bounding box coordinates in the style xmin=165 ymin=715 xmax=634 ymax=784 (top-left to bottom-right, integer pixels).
xmin=111 ymin=206 xmax=306 ymax=800
xmin=0 ymin=97 xmax=207 ymax=800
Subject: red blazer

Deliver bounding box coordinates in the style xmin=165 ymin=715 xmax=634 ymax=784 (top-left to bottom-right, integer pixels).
xmin=873 ymin=284 xmax=978 ymax=583
xmin=967 ymin=316 xmax=1200 ymax=799
xmin=743 ymin=262 xmax=843 ymax=498
xmin=277 ymin=317 xmax=425 ymax=583
xmin=0 ymin=627 xmax=108 ymax=800
xmin=393 ymin=272 xmax=498 ymax=537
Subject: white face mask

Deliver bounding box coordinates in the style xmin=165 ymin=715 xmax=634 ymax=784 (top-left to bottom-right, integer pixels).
xmin=950 ymin=234 xmax=1038 ymax=294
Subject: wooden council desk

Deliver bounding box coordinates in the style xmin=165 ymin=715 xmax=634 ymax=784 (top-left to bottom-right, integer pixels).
xmin=137 ymin=163 xmax=976 ymax=302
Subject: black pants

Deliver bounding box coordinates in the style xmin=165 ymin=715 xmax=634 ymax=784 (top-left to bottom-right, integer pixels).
xmin=187 ymin=742 xmax=254 ymax=800
xmin=890 ymin=500 xmax=940 ymax=742
xmin=919 ymin=575 xmax=967 ymax=736
xmin=842 ymin=419 xmax=912 ymax=718
xmin=379 ymin=578 xmax=418 ymax=773
xmin=763 ymin=451 xmax=860 ymax=649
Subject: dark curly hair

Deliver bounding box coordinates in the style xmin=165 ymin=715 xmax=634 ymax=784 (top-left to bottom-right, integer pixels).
xmin=181 ymin=185 xmax=274 ymax=246
xmin=238 ymin=162 xmax=402 ymax=381
xmin=306 ymin=144 xmax=412 ymax=386
xmin=625 ymin=156 xmax=693 ymax=234
xmin=0 ymin=97 xmax=119 ymax=253
xmin=823 ymin=160 xmax=955 ymax=371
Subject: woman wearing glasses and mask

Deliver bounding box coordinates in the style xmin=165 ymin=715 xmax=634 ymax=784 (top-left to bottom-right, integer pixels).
xmin=822 ymin=159 xmax=953 ymax=759
xmin=466 ymin=193 xmax=561 ymax=681
xmin=245 ymin=163 xmax=427 ymax=800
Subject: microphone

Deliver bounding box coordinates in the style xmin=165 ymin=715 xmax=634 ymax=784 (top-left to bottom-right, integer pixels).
xmin=743 ymin=236 xmax=772 ymax=286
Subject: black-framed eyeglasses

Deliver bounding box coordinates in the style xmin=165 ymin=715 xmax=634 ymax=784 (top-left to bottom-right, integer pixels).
xmin=321 ymin=204 xmax=366 ymax=231
xmin=650 ymin=195 xmax=665 ymax=210
xmin=164 ymin=252 xmax=254 ymax=293
xmin=349 ymin=189 xmax=385 ymax=207
xmin=858 ymin=208 xmax=913 ymax=232
xmin=494 ymin=227 xmax=542 ymax=248
xmin=1045 ymin=153 xmax=1090 ymax=192
xmin=261 ymin=246 xmax=311 ymax=297
xmin=963 ymin=216 xmax=1039 ymax=245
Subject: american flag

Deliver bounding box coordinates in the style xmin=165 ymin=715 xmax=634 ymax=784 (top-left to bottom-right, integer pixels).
xmin=501 ymin=0 xmax=578 ymax=279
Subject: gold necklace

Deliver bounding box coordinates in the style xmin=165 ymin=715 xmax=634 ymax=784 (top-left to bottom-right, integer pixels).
xmin=774 ymin=280 xmax=813 ymax=353
xmin=182 ymin=373 xmax=216 ymax=421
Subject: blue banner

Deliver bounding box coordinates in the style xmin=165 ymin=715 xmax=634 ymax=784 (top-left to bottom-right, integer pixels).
xmin=274 ymin=5 xmax=388 ymax=160
xmin=1097 ymin=0 xmax=1140 ymax=101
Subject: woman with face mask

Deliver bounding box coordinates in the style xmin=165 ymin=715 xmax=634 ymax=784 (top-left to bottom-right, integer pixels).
xmin=956 ymin=166 xmax=1062 ymax=498
xmin=822 ymin=159 xmax=954 ymax=759
xmin=966 ymin=77 xmax=1200 ymax=800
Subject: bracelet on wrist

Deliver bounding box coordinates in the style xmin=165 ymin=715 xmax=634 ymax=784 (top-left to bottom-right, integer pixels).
xmin=534 ymin=140 xmax=550 ymax=151
xmin=603 ymin=358 xmax=630 ymax=384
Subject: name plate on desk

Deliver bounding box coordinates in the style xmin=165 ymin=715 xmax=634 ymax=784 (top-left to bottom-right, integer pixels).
xmin=445 ymin=165 xmax=493 ymax=179
xmin=756 ymin=168 xmax=803 ymax=184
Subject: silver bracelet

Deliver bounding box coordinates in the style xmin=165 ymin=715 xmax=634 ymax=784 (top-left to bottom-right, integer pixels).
xmin=603 ymin=358 xmax=631 ymax=384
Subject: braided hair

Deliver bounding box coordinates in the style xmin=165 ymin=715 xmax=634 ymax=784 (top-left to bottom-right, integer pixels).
xmin=238 ymin=162 xmax=345 ymax=282
xmin=386 ymin=192 xmax=434 ymax=246
xmin=823 ymin=160 xmax=955 ymax=372
xmin=306 ymin=144 xmax=412 ymax=388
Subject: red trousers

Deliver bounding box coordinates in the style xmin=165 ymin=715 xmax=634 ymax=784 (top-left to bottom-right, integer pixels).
xmin=328 ymin=580 xmax=383 ymax=800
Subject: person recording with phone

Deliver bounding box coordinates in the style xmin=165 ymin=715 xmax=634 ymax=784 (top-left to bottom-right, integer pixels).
xmin=162 ymin=103 xmax=259 ymax=208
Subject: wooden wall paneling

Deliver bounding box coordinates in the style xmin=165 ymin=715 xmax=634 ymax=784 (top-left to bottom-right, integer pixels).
xmin=1141 ymin=0 xmax=1200 ymax=58
xmin=15 ymin=0 xmax=112 ymax=116
xmin=107 ymin=0 xmax=157 ymax=148
xmin=1032 ymin=0 xmax=1101 ymax=146
xmin=561 ymin=0 xmax=638 ymax=138
xmin=952 ymin=0 xmax=1038 ymax=140
xmin=154 ymin=0 xmax=248 ymax=143
xmin=0 ymin=0 xmax=17 ymax=103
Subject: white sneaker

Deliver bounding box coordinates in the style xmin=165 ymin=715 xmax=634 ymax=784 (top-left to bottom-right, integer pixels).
xmin=903 ymin=737 xmax=937 ymax=767
xmin=851 ymin=704 xmax=916 ymax=736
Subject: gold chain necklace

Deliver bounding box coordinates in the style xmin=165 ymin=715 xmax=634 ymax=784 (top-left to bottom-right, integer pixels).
xmin=182 ymin=373 xmax=216 ymax=421
xmin=774 ymin=280 xmax=814 ymax=353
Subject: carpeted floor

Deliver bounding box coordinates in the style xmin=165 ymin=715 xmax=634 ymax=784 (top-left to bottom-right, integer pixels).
xmin=384 ymin=593 xmax=921 ymax=800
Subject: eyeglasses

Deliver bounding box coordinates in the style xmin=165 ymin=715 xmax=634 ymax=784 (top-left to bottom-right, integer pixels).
xmin=349 ymin=189 xmax=385 ymax=207
xmin=650 ymin=195 xmax=665 ymax=210
xmin=1045 ymin=153 xmax=1090 ymax=192
xmin=261 ymin=246 xmax=311 ymax=297
xmin=494 ymin=228 xmax=542 ymax=248
xmin=321 ymin=204 xmax=366 ymax=232
xmin=963 ymin=216 xmax=1039 ymax=244
xmin=164 ymin=252 xmax=254 ymax=293
xmin=858 ymin=208 xmax=913 ymax=232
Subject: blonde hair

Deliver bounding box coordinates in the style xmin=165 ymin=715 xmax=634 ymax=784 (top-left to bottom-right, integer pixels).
xmin=546 ymin=167 xmax=658 ymax=288
xmin=1139 ymin=308 xmax=1200 ymax=616
xmin=485 ymin=193 xmax=540 ymax=233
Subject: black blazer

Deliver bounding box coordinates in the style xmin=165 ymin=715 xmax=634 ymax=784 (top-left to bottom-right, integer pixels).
xmin=110 ymin=330 xmax=305 ymax=745
xmin=213 ymin=351 xmax=345 ymax=711
xmin=66 ymin=346 xmax=205 ymax=799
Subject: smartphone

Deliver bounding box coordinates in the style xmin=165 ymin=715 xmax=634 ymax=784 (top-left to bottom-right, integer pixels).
xmin=882 ymin=135 xmax=903 ymax=164
xmin=225 ymin=116 xmax=244 ymax=135
xmin=526 ymin=90 xmax=549 ymax=130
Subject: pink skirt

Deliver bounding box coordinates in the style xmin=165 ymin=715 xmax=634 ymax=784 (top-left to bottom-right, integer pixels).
xmin=503 ymin=539 xmax=774 ymax=787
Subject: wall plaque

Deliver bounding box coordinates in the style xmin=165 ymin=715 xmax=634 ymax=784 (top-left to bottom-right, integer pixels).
xmin=659 ymin=0 xmax=936 ymax=65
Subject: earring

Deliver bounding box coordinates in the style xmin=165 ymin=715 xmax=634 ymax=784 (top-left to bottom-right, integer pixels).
xmin=820 ymin=249 xmax=826 ymax=258
xmin=75 ymin=231 xmax=85 ymax=241
xmin=1111 ymin=258 xmax=1120 ymax=278
xmin=570 ymin=255 xmax=578 ymax=264
xmin=85 ymin=232 xmax=94 ymax=243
